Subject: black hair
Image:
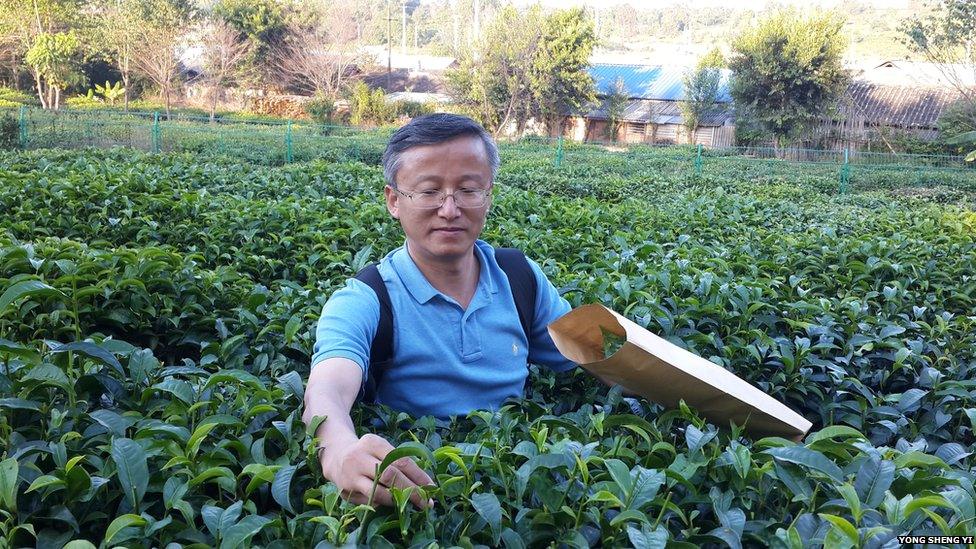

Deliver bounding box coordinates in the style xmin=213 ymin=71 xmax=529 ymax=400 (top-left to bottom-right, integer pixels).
xmin=381 ymin=113 xmax=500 ymax=187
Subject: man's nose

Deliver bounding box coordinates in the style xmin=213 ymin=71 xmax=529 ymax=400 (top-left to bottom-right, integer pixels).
xmin=438 ymin=193 xmax=461 ymax=216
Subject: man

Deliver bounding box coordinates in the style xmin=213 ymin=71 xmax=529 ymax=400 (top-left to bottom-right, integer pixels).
xmin=302 ymin=113 xmax=579 ymax=510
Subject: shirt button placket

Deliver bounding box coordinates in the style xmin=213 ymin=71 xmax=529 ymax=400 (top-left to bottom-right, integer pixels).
xmin=457 ymin=309 xmax=466 ymax=355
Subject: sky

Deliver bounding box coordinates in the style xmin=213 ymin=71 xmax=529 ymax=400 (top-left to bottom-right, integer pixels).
xmin=510 ymin=0 xmax=910 ymax=8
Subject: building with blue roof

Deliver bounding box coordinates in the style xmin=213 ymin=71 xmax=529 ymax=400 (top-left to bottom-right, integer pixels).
xmin=589 ymin=64 xmax=733 ymax=103
xmin=559 ymin=63 xmax=736 ymax=147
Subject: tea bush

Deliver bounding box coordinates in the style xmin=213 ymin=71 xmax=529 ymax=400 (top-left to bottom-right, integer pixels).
xmin=0 ymin=146 xmax=974 ymax=547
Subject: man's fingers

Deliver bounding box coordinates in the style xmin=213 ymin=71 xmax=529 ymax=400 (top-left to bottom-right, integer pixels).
xmin=392 ymin=456 xmax=435 ymax=488
xmin=355 ymin=478 xmax=394 ymax=507
xmin=345 ymin=491 xmax=369 ymax=506
xmin=378 ymin=464 xmax=431 ymax=509
xmin=363 ymin=434 xmax=397 ymax=459
xmin=355 ymin=435 xmax=434 ymax=509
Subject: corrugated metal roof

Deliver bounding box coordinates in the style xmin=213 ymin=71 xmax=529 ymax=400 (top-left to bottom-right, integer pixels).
xmin=589 ymin=64 xmax=733 ymax=103
xmin=840 ymin=82 xmax=964 ymax=128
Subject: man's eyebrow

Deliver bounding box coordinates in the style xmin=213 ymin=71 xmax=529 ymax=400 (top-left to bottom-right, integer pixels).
xmin=408 ymin=174 xmax=444 ymax=185
xmin=408 ymin=174 xmax=488 ymax=184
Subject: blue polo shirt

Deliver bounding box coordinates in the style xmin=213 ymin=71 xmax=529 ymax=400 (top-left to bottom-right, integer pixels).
xmin=311 ymin=239 xmax=576 ymax=418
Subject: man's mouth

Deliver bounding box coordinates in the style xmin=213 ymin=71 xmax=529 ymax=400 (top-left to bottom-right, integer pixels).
xmin=434 ymin=228 xmax=465 ymax=233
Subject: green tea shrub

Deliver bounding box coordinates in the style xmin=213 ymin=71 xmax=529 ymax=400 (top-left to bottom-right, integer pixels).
xmin=0 ymin=149 xmax=975 ymax=546
xmin=304 ymin=94 xmax=339 ymax=124
xmin=0 ymin=85 xmax=33 ymax=105
xmin=0 ymin=110 xmax=18 ymax=148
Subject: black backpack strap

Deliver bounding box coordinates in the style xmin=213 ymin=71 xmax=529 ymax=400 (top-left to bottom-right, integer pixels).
xmin=353 ymin=263 xmax=393 ymax=402
xmin=494 ymin=248 xmax=537 ymax=342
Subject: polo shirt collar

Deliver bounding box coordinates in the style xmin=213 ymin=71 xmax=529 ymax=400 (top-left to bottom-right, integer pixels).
xmin=392 ymin=240 xmax=497 ymax=305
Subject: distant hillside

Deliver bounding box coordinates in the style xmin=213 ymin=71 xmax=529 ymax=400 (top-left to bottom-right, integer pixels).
xmin=590 ymin=1 xmax=926 ymax=64
xmin=363 ymin=0 xmax=928 ymax=67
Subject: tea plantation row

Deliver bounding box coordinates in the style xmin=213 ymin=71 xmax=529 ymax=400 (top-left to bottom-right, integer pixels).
xmin=0 ymin=148 xmax=974 ymax=548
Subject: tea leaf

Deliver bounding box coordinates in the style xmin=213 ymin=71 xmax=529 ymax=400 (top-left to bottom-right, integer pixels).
xmin=110 ymin=438 xmax=148 ymax=512
xmin=627 ymin=524 xmax=668 ymax=549
xmin=49 ymin=341 xmax=123 ymax=375
xmin=0 ymin=280 xmax=64 ymax=314
xmin=272 ymin=464 xmax=297 ymax=514
xmin=471 ymin=492 xmax=502 ymax=544
xmin=854 ymin=457 xmax=894 ymax=508
xmin=103 ymin=514 xmax=147 ymax=545
xmin=765 ymin=447 xmax=844 ymax=483
xmin=220 ymin=515 xmax=272 ymax=549
xmin=601 ymin=326 xmax=626 ymax=358
xmin=0 ymin=457 xmax=17 ymax=512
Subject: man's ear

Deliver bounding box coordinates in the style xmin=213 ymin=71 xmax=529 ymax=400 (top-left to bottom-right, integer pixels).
xmin=384 ymin=185 xmax=399 ymax=219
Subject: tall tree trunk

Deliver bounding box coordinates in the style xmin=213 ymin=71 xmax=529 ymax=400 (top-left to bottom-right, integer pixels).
xmin=54 ymin=86 xmax=60 ymax=110
xmin=210 ymin=84 xmax=219 ymax=122
xmin=123 ymin=75 xmax=130 ymax=112
xmin=119 ymin=57 xmax=130 ymax=113
xmin=33 ymin=73 xmax=47 ymax=109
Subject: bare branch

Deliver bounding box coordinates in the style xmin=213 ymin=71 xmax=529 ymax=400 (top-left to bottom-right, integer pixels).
xmin=200 ymin=20 xmax=253 ymax=119
xmin=271 ymin=2 xmax=360 ymax=99
xmin=130 ymin=24 xmax=182 ymax=116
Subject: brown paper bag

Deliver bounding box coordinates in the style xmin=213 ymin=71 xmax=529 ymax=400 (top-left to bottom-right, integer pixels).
xmin=547 ymin=303 xmax=812 ymax=438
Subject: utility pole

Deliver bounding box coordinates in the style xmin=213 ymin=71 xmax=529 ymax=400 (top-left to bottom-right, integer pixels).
xmin=473 ymin=0 xmax=480 ymax=40
xmin=452 ymin=0 xmax=459 ymax=53
xmin=401 ymin=1 xmax=407 ymax=54
xmin=387 ymin=0 xmax=392 ymax=90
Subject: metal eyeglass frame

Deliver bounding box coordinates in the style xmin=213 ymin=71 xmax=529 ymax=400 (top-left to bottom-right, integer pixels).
xmin=391 ymin=186 xmax=492 ymax=209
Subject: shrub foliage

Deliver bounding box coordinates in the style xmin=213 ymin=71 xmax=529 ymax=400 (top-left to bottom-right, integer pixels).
xmin=0 ymin=146 xmax=974 ymax=547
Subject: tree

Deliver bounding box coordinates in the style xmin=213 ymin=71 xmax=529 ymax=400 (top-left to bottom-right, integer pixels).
xmin=2 ymin=0 xmax=85 ymax=108
xmin=273 ymin=1 xmax=359 ymax=99
xmin=213 ymin=0 xmax=286 ymax=88
xmin=25 ymin=31 xmax=81 ymax=109
xmin=130 ymin=25 xmax=180 ymax=116
xmin=903 ymin=0 xmax=976 ymax=158
xmin=903 ymin=1 xmax=976 ymax=108
xmin=603 ymin=76 xmax=627 ymax=142
xmin=94 ymin=0 xmax=142 ymax=111
xmin=681 ymin=47 xmax=724 ymax=139
xmin=447 ymin=5 xmax=595 ymax=137
xmin=728 ymin=10 xmax=849 ymax=150
xmin=447 ymin=5 xmax=543 ymax=135
xmin=528 ymin=7 xmax=597 ymax=134
xmin=200 ymin=19 xmax=252 ymax=121
xmin=129 ymin=0 xmax=194 ymax=117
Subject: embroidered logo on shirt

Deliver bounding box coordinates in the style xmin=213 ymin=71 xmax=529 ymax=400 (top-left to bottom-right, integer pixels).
xmin=512 ymin=342 xmax=519 ymax=355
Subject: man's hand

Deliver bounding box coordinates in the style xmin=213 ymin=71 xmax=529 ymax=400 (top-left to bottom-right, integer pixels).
xmin=319 ymin=433 xmax=434 ymax=509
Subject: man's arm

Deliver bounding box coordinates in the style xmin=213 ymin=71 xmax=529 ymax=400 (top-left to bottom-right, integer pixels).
xmin=303 ymin=358 xmax=433 ymax=509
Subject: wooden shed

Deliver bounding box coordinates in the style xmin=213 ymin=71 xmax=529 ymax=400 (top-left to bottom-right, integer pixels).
xmin=812 ymin=82 xmax=966 ymax=150
xmin=560 ymin=64 xmax=736 ymax=147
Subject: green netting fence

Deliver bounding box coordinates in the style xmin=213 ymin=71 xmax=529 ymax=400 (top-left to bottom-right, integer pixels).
xmin=5 ymin=106 xmax=975 ymax=195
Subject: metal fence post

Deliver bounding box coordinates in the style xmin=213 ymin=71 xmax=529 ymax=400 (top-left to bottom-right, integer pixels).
xmin=285 ymin=120 xmax=293 ymax=163
xmin=554 ymin=135 xmax=564 ymax=168
xmin=839 ymin=148 xmax=850 ymax=195
xmin=151 ymin=111 xmax=161 ymax=153
xmin=18 ymin=105 xmax=27 ymax=148
xmin=695 ymin=143 xmax=703 ymax=176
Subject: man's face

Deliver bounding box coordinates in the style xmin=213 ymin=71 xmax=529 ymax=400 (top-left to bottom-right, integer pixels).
xmin=385 ymin=135 xmax=493 ymax=264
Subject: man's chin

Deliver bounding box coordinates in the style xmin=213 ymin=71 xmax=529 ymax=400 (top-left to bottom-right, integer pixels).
xmin=416 ymin=235 xmax=475 ymax=259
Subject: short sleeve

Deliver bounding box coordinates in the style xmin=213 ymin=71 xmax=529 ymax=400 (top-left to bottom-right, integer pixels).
xmin=310 ymin=278 xmax=381 ymax=385
xmin=524 ymin=257 xmax=577 ymax=373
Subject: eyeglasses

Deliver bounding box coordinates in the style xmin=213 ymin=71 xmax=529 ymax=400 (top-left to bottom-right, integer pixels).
xmin=392 ymin=186 xmax=492 ymax=209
